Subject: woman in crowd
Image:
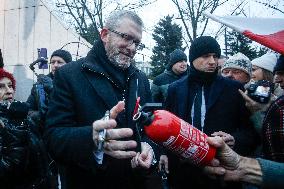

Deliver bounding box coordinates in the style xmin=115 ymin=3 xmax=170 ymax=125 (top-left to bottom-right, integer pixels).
xmin=251 ymin=53 xmax=282 ymax=97
xmin=0 ymin=68 xmax=50 ymax=188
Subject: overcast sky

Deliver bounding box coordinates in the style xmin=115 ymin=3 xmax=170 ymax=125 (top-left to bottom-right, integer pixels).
xmin=134 ymin=0 xmax=283 ymax=62
xmin=50 ymin=0 xmax=283 ymax=62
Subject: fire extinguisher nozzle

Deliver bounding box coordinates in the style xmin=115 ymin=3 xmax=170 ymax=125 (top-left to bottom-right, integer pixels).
xmin=133 ymin=112 xmax=141 ymax=121
xmin=133 ymin=111 xmax=154 ymax=126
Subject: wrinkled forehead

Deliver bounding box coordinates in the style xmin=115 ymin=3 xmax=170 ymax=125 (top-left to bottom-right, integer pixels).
xmin=115 ymin=18 xmax=142 ymax=37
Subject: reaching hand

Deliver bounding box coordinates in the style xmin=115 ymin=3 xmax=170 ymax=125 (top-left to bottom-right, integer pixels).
xmin=93 ymin=101 xmax=137 ymax=159
xmin=211 ymin=131 xmax=235 ymax=149
xmin=238 ymin=89 xmax=273 ymax=113
xmin=131 ymin=142 xmax=154 ymax=169
xmin=203 ymin=136 xmax=241 ymax=181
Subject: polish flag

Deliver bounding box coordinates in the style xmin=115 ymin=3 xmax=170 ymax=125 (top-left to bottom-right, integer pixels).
xmin=204 ymin=13 xmax=284 ymax=55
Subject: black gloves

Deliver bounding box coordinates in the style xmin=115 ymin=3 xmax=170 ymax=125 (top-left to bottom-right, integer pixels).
xmin=8 ymin=101 xmax=29 ymax=120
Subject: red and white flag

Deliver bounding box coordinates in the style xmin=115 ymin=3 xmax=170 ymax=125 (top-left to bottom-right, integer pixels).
xmin=204 ymin=13 xmax=284 ymax=55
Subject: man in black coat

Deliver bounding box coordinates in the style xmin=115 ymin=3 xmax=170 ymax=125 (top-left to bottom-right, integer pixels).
xmin=45 ymin=10 xmax=161 ymax=189
xmin=151 ymin=49 xmax=188 ymax=103
xmin=163 ymin=36 xmax=259 ymax=189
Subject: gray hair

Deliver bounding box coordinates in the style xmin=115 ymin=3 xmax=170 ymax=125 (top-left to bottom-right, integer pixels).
xmin=104 ymin=10 xmax=143 ymax=30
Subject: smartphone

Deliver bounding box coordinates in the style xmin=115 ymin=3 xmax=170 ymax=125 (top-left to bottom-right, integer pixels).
xmin=38 ymin=48 xmax=48 ymax=69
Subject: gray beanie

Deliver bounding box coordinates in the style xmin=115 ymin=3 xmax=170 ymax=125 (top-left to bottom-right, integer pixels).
xmin=51 ymin=49 xmax=72 ymax=63
xmin=221 ymin=53 xmax=252 ymax=76
xmin=167 ymin=49 xmax=187 ymax=70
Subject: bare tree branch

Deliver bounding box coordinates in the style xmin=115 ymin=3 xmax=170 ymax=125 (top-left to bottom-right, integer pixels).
xmin=255 ymin=0 xmax=284 ymax=14
xmin=171 ymin=0 xmax=246 ymax=43
xmin=55 ymin=0 xmax=156 ymax=43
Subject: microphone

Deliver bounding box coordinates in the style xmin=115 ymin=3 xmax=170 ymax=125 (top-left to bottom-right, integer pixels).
xmin=29 ymin=58 xmax=48 ymax=71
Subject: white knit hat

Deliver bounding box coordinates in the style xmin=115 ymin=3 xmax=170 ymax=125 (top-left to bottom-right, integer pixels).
xmin=251 ymin=53 xmax=277 ymax=73
xmin=221 ymin=53 xmax=252 ymax=76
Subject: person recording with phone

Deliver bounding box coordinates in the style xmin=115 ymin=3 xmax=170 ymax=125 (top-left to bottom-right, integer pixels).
xmin=26 ymin=49 xmax=72 ymax=189
xmin=27 ymin=49 xmax=72 ymax=132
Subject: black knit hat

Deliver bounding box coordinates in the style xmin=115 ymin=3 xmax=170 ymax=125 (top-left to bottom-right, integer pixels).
xmin=167 ymin=49 xmax=187 ymax=70
xmin=51 ymin=49 xmax=72 ymax=63
xmin=189 ymin=36 xmax=221 ymax=63
xmin=273 ymin=55 xmax=284 ymax=74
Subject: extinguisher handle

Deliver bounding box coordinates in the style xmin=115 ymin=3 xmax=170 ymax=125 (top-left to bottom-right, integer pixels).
xmin=141 ymin=103 xmax=163 ymax=113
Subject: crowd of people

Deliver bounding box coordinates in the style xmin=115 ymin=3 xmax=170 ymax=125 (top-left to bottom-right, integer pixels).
xmin=0 ymin=9 xmax=283 ymax=189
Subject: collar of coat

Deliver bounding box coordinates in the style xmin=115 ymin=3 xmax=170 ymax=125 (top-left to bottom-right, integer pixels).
xmin=82 ymin=39 xmax=139 ymax=89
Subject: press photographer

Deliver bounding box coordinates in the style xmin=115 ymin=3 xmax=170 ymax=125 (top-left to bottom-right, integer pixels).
xmin=0 ymin=68 xmax=50 ymax=188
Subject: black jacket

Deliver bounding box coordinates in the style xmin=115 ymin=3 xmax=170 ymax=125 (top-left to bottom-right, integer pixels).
xmin=26 ymin=72 xmax=53 ymax=112
xmin=0 ymin=101 xmax=50 ymax=189
xmin=151 ymin=69 xmax=187 ymax=103
xmin=45 ymin=40 xmax=160 ymax=189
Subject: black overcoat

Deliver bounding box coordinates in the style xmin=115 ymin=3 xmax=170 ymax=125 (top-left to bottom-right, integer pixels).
xmin=44 ymin=41 xmax=158 ymax=189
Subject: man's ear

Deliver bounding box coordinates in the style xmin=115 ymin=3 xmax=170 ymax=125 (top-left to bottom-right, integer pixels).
xmin=100 ymin=28 xmax=109 ymax=43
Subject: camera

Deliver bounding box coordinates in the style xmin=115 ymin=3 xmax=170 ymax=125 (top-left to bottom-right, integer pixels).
xmin=247 ymin=80 xmax=274 ymax=104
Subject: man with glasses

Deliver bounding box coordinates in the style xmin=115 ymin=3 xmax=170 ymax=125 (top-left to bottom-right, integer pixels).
xmin=45 ymin=10 xmax=161 ymax=189
xmin=221 ymin=52 xmax=252 ymax=85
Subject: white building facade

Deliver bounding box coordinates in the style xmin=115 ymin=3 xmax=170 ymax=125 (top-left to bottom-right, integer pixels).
xmin=0 ymin=0 xmax=91 ymax=101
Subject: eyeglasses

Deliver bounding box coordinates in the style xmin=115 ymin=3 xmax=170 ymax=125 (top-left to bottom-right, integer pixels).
xmin=222 ymin=69 xmax=243 ymax=75
xmin=108 ymin=28 xmax=142 ymax=48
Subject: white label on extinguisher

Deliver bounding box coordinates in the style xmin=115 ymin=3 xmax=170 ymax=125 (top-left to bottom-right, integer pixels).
xmin=163 ymin=119 xmax=209 ymax=165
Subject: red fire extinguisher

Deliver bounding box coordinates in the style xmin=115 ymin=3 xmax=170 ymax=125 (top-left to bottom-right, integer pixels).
xmin=133 ymin=98 xmax=216 ymax=166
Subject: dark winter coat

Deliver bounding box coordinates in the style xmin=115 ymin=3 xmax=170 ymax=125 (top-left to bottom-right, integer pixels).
xmin=26 ymin=73 xmax=54 ymax=137
xmin=164 ymin=71 xmax=260 ymax=189
xmin=26 ymin=72 xmax=53 ymax=112
xmin=0 ymin=101 xmax=50 ymax=189
xmin=151 ymin=69 xmax=187 ymax=103
xmin=262 ymin=95 xmax=284 ymax=162
xmin=45 ymin=40 xmax=161 ymax=189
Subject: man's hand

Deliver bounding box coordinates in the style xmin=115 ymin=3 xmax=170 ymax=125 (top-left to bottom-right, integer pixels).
xmin=211 ymin=131 xmax=235 ymax=149
xmin=203 ymin=136 xmax=241 ymax=181
xmin=204 ymin=137 xmax=263 ymax=185
xmin=93 ymin=101 xmax=137 ymax=159
xmin=159 ymin=155 xmax=169 ymax=173
xmin=131 ymin=142 xmax=154 ymax=169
